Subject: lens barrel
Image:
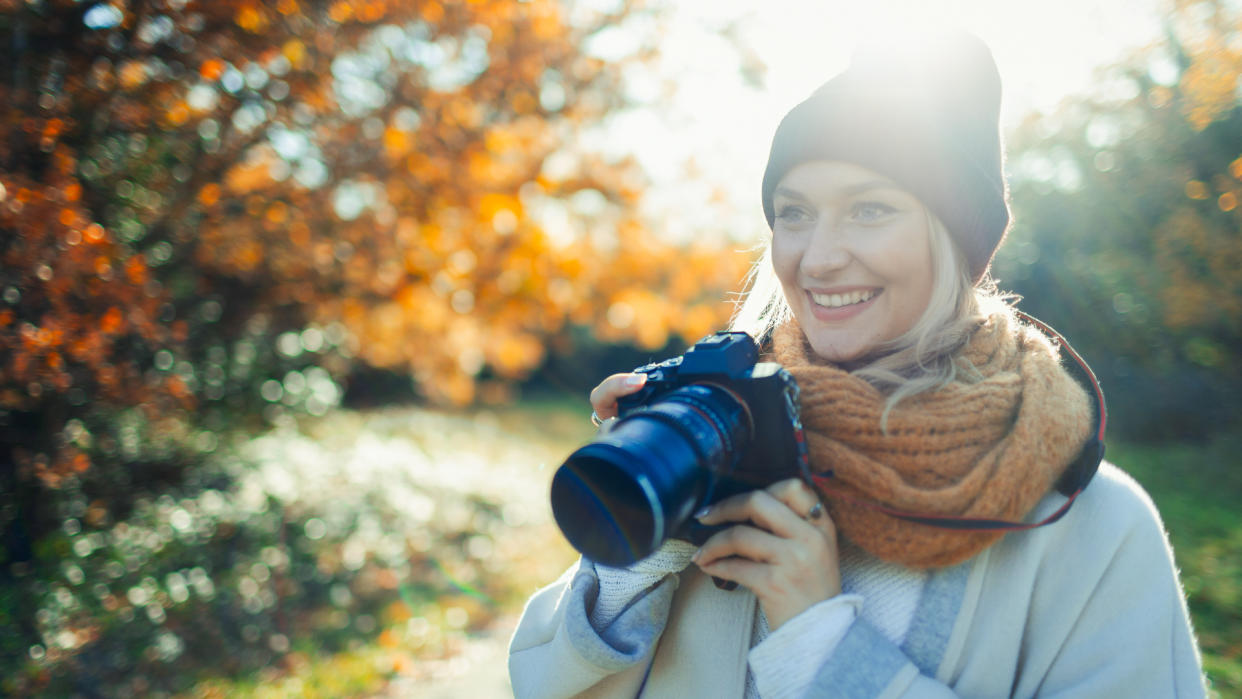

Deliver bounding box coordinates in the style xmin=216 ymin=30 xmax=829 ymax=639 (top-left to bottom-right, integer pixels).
xmin=550 ymin=384 xmax=750 ymax=566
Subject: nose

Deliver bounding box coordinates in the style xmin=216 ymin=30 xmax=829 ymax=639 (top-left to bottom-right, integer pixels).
xmin=799 ymin=223 xmax=852 ymax=279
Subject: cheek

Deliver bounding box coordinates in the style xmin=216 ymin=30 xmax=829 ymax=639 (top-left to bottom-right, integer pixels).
xmin=769 ymin=237 xmax=800 ymax=287
xmin=910 ymin=233 xmax=935 ymax=293
xmin=890 ymin=236 xmax=935 ymax=318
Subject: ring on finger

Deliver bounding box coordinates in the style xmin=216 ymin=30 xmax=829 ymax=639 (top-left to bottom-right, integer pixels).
xmin=590 ymin=410 xmax=604 ymax=427
xmin=806 ymin=502 xmax=824 ymax=520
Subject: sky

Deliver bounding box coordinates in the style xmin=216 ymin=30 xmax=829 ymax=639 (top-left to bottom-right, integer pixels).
xmin=579 ymin=0 xmax=1169 ymax=244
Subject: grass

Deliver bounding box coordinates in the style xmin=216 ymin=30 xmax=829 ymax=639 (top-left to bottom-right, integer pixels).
xmin=180 ymin=401 xmax=1241 ymax=697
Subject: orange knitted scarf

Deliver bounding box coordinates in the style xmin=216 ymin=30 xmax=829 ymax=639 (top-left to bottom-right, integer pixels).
xmin=770 ymin=310 xmax=1092 ymax=568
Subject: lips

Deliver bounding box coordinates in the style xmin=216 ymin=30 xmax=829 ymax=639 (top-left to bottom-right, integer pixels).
xmin=809 ymin=288 xmax=878 ymax=308
xmin=805 ymin=287 xmax=881 ymax=321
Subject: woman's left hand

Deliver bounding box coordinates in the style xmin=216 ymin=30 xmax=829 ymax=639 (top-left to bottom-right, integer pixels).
xmin=692 ymin=478 xmax=841 ymax=630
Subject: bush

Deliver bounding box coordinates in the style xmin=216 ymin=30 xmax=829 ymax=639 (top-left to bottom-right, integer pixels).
xmin=4 ymin=406 xmax=578 ymax=696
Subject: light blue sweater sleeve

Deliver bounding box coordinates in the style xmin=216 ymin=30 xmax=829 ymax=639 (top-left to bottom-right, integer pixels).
xmin=808 ymin=617 xmax=959 ymax=698
xmin=590 ymin=540 xmax=697 ymax=629
xmin=508 ymin=558 xmax=679 ymax=699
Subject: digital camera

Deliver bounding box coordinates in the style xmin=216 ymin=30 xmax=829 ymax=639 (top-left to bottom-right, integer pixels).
xmin=550 ymin=332 xmax=811 ymax=567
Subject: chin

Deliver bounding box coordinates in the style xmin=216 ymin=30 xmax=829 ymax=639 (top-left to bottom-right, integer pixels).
xmin=793 ymin=304 xmax=887 ymax=365
xmin=804 ymin=335 xmax=872 ymax=365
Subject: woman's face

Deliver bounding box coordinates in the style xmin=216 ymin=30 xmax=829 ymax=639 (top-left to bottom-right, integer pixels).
xmin=771 ymin=160 xmax=935 ymax=363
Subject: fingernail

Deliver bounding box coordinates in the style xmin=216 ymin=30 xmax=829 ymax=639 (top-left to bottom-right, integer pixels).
xmin=691 ymin=548 xmax=702 ymax=563
xmin=625 ymin=374 xmax=647 ymax=387
xmin=693 ymin=506 xmax=711 ymax=519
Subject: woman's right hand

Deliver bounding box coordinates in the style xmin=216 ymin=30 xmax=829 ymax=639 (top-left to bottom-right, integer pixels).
xmin=588 ymin=373 xmax=649 ymax=422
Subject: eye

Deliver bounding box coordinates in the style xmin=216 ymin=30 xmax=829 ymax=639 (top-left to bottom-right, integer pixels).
xmin=774 ymin=205 xmax=812 ymax=226
xmin=850 ymin=201 xmax=899 ymax=223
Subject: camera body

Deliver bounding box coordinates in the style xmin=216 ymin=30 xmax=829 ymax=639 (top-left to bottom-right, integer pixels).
xmin=551 ymin=332 xmax=811 ymax=567
xmin=616 ymin=332 xmax=810 ymax=490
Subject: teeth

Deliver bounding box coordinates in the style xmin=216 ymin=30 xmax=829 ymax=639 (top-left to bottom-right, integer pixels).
xmin=811 ymin=289 xmax=877 ymax=308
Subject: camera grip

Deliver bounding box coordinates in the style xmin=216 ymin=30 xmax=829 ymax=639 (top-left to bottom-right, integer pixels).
xmin=682 ymin=520 xmax=729 ymax=546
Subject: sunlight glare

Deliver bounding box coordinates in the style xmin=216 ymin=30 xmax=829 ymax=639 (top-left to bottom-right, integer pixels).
xmin=605 ymin=0 xmax=1165 ymax=243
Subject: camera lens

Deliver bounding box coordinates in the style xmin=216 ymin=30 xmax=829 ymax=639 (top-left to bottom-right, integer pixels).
xmin=550 ymin=384 xmax=751 ymax=567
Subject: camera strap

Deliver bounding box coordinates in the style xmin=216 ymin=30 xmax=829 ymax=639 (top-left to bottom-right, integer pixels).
xmin=810 ymin=311 xmax=1107 ymax=533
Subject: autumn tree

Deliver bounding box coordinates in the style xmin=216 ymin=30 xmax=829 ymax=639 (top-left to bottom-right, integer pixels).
xmin=995 ymin=0 xmax=1242 ymax=439
xmin=0 ymin=0 xmax=757 ymax=689
xmin=0 ymin=0 xmax=752 ymax=495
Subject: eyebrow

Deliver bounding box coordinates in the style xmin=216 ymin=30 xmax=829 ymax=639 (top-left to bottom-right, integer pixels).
xmin=774 ymin=180 xmax=902 ymax=200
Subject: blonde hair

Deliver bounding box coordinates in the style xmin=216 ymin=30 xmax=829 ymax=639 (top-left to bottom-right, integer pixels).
xmin=729 ymin=210 xmax=1013 ymax=422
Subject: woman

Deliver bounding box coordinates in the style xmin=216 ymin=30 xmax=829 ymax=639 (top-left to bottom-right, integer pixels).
xmin=508 ymin=31 xmax=1205 ymax=698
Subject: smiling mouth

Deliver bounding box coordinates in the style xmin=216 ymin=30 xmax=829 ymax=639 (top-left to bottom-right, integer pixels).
xmin=809 ymin=289 xmax=879 ymax=309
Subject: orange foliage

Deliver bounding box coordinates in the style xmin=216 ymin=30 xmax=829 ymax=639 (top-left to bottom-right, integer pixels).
xmin=0 ymin=0 xmax=748 ymax=494
xmin=0 ymin=168 xmax=168 ymax=414
xmin=200 ymin=59 xmax=226 ymax=81
xmin=1174 ymin=0 xmax=1242 ymax=130
xmin=1153 ymin=0 xmax=1242 ymax=351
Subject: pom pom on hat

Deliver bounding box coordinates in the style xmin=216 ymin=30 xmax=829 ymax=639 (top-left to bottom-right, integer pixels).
xmin=761 ymin=30 xmax=1010 ymax=283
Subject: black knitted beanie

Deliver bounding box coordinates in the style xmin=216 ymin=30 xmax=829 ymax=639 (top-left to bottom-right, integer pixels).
xmin=761 ymin=31 xmax=1010 ymax=283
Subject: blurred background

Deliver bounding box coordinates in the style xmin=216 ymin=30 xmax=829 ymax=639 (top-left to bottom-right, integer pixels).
xmin=1 ymin=0 xmax=1240 ymax=696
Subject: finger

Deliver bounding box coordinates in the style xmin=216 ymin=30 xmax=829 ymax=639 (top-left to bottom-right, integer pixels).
xmin=693 ymin=524 xmax=788 ymax=567
xmin=766 ymin=478 xmax=826 ymax=522
xmin=694 ymin=556 xmax=767 ymax=591
xmin=588 ymin=373 xmax=648 ymax=420
xmin=768 ymin=478 xmax=837 ymax=542
xmin=695 ymin=489 xmax=804 ymax=538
